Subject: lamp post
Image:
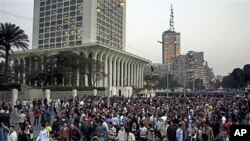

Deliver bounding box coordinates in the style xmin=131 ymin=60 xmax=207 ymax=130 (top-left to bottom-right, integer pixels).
xmin=157 ymin=40 xmax=177 ymax=97
xmin=97 ymin=0 xmax=125 ymax=107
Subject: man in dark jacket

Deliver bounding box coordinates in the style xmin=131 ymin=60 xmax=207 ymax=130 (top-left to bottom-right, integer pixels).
xmin=167 ymin=121 xmax=177 ymax=141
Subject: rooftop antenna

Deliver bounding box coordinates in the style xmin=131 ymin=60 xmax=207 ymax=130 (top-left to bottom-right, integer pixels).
xmin=169 ymin=4 xmax=175 ymax=31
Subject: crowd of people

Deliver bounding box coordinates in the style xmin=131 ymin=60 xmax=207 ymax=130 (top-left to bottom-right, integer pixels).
xmin=0 ymin=91 xmax=249 ymax=141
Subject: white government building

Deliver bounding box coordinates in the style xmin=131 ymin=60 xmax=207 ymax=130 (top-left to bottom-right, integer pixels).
xmin=11 ymin=0 xmax=150 ymax=96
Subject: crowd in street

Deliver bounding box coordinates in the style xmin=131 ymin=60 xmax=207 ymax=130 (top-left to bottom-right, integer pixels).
xmin=0 ymin=91 xmax=250 ymax=141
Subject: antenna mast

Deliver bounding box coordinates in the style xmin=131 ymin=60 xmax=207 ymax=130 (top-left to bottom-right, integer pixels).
xmin=169 ymin=4 xmax=175 ymax=31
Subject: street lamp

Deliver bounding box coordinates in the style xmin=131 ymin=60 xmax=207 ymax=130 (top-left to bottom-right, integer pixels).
xmin=157 ymin=40 xmax=178 ymax=98
xmin=96 ymin=0 xmax=125 ymax=107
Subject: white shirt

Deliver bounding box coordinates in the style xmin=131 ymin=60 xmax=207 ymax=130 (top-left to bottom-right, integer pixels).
xmin=19 ymin=113 xmax=26 ymax=123
xmin=8 ymin=131 xmax=18 ymax=141
xmin=36 ymin=129 xmax=49 ymax=141
xmin=222 ymin=116 xmax=226 ymax=124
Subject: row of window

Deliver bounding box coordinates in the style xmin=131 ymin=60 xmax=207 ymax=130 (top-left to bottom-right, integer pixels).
xmin=39 ymin=16 xmax=82 ymax=26
xmin=38 ymin=40 xmax=82 ymax=49
xmin=40 ymin=0 xmax=83 ymax=7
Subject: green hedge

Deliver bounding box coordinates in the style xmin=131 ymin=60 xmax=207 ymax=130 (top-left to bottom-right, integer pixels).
xmin=0 ymin=83 xmax=21 ymax=91
xmin=43 ymin=85 xmax=105 ymax=91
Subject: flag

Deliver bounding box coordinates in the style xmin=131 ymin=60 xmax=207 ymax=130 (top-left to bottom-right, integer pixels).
xmin=150 ymin=64 xmax=154 ymax=72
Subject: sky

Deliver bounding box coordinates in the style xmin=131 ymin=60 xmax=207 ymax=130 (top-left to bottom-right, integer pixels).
xmin=0 ymin=0 xmax=250 ymax=76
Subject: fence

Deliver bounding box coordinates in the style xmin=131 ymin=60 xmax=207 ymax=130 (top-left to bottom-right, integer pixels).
xmin=0 ymin=89 xmax=106 ymax=102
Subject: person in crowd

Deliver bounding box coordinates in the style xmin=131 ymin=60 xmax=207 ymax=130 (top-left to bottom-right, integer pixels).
xmin=1 ymin=123 xmax=17 ymax=141
xmin=33 ymin=107 xmax=41 ymax=126
xmin=107 ymin=122 xmax=116 ymax=141
xmin=125 ymin=127 xmax=136 ymax=141
xmin=18 ymin=127 xmax=28 ymax=141
xmin=69 ymin=123 xmax=81 ymax=141
xmin=59 ymin=122 xmax=69 ymax=141
xmin=36 ymin=123 xmax=49 ymax=141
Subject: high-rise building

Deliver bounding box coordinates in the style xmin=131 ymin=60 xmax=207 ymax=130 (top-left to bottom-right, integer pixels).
xmin=33 ymin=0 xmax=126 ymax=50
xmin=12 ymin=0 xmax=150 ymax=94
xmin=162 ymin=4 xmax=181 ymax=64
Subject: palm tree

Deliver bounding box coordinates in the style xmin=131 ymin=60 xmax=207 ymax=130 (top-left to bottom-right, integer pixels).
xmin=0 ymin=22 xmax=29 ymax=83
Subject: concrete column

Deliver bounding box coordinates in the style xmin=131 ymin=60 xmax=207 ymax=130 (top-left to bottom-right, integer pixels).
xmin=76 ymin=62 xmax=80 ymax=86
xmin=98 ymin=53 xmax=104 ymax=87
xmin=117 ymin=58 xmax=121 ymax=87
xmin=17 ymin=59 xmax=20 ymax=84
xmin=141 ymin=65 xmax=144 ymax=88
xmin=93 ymin=89 xmax=97 ymax=96
xmin=125 ymin=60 xmax=128 ymax=86
xmin=121 ymin=59 xmax=124 ymax=87
xmin=127 ymin=61 xmax=131 ymax=86
xmin=131 ymin=62 xmax=135 ymax=87
xmin=109 ymin=56 xmax=113 ymax=88
xmin=85 ymin=74 xmax=88 ymax=87
xmin=112 ymin=57 xmax=117 ymax=87
xmin=45 ymin=89 xmax=51 ymax=102
xmin=104 ymin=55 xmax=108 ymax=87
xmin=134 ymin=63 xmax=138 ymax=87
xmin=92 ymin=53 xmax=97 ymax=87
xmin=72 ymin=89 xmax=77 ymax=99
xmin=22 ymin=58 xmax=26 ymax=85
xmin=12 ymin=89 xmax=18 ymax=106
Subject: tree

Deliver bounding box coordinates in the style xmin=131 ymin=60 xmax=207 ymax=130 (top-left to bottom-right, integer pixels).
xmin=243 ymin=64 xmax=250 ymax=82
xmin=0 ymin=23 xmax=29 ymax=83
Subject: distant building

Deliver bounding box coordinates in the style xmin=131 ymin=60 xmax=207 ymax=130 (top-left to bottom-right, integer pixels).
xmin=144 ymin=63 xmax=168 ymax=78
xmin=216 ymin=75 xmax=224 ymax=82
xmin=161 ymin=4 xmax=181 ymax=64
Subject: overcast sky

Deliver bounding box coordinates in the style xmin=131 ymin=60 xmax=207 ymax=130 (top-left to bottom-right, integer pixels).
xmin=1 ymin=0 xmax=250 ymax=76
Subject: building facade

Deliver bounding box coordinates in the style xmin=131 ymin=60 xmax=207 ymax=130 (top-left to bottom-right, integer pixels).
xmin=33 ymin=0 xmax=126 ymax=50
xmin=12 ymin=0 xmax=150 ymax=96
xmin=162 ymin=31 xmax=181 ymax=64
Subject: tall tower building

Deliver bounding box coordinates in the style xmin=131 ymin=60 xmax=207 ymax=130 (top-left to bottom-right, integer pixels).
xmin=32 ymin=0 xmax=126 ymax=50
xmin=162 ymin=4 xmax=181 ymax=64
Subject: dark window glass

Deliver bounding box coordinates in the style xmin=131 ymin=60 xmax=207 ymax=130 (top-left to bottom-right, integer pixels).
xmin=52 ymin=0 xmax=56 ymax=3
xmin=63 ymin=25 xmax=68 ymax=29
xmin=76 ymin=41 xmax=82 ymax=45
xmin=50 ymin=44 xmax=55 ymax=48
xmin=64 ymin=1 xmax=69 ymax=6
xmin=70 ymin=0 xmax=76 ymax=5
xmin=57 ymin=8 xmax=62 ymax=13
xmin=38 ymin=45 xmax=43 ymax=48
xmin=52 ymin=4 xmax=56 ymax=9
xmin=45 ymin=17 xmax=50 ymax=21
xmin=50 ymin=38 xmax=55 ymax=42
xmin=40 ymin=2 xmax=45 ymax=6
xmin=57 ymin=3 xmax=63 ymax=8
xmin=57 ymin=20 xmax=62 ymax=24
xmin=51 ymin=33 xmax=55 ymax=37
xmin=58 ymin=0 xmax=63 ymax=2
xmin=39 ymin=40 xmax=43 ymax=44
xmin=51 ymin=27 xmax=56 ymax=31
xmin=70 ymin=6 xmax=76 ymax=10
xmin=77 ymin=0 xmax=83 ymax=3
xmin=69 ymin=42 xmax=75 ymax=46
xmin=40 ymin=7 xmax=45 ymax=11
xmin=76 ymin=22 xmax=82 ymax=27
xmin=45 ymin=11 xmax=50 ymax=16
xmin=40 ymin=12 xmax=44 ymax=17
xmin=56 ymin=43 xmax=61 ymax=47
xmin=77 ymin=16 xmax=82 ymax=21
xmin=51 ymin=21 xmax=56 ymax=26
xmin=64 ymin=7 xmax=69 ymax=12
xmin=46 ymin=6 xmax=50 ymax=10
xmin=70 ymin=12 xmax=75 ymax=16
xmin=45 ymin=22 xmax=50 ymax=26
xmin=40 ymin=18 xmax=44 ymax=22
xmin=39 ymin=29 xmax=43 ymax=33
xmin=69 ymin=35 xmax=74 ymax=40
xmin=56 ymin=32 xmax=62 ymax=36
xmin=45 ymin=33 xmax=49 ymax=38
xmin=46 ymin=0 xmax=51 ymax=5
xmin=57 ymin=14 xmax=62 ymax=19
xmin=56 ymin=37 xmax=61 ymax=42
